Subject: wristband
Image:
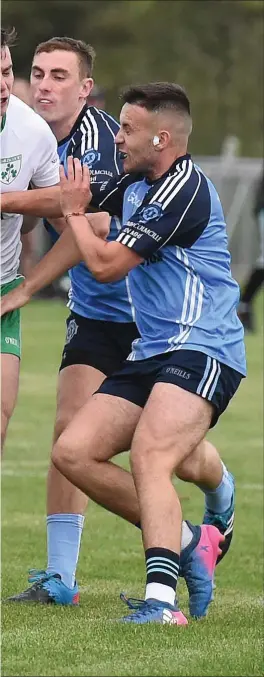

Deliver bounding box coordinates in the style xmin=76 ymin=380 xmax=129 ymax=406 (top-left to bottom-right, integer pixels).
xmin=65 ymin=212 xmax=86 ymax=224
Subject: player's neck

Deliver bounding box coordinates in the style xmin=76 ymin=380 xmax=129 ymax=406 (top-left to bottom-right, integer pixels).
xmin=146 ymin=146 xmax=188 ymax=181
xmin=50 ymin=103 xmax=85 ymax=142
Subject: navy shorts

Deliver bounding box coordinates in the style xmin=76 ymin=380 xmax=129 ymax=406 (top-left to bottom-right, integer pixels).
xmin=97 ymin=349 xmax=243 ymax=427
xmin=59 ymin=311 xmax=139 ymax=376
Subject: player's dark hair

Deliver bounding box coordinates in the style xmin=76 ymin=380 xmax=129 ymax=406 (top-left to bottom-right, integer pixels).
xmin=121 ymin=82 xmax=191 ymax=116
xmin=34 ymin=37 xmax=95 ymax=78
xmin=1 ymin=27 xmax=17 ymax=50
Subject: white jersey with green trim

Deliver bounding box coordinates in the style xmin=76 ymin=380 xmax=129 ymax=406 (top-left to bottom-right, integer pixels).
xmin=0 ymin=95 xmax=59 ymax=284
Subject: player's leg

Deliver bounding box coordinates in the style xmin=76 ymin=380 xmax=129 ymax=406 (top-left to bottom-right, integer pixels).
xmin=238 ymin=209 xmax=264 ymax=331
xmin=51 ymin=359 xmax=221 ymax=622
xmin=177 ymin=438 xmax=235 ymax=563
xmin=45 ymin=316 xmax=141 ymax=594
xmin=171 ymin=349 xmax=240 ymax=563
xmin=1 ymin=288 xmax=22 ymax=453
xmin=5 ymin=316 xmax=142 ymax=604
xmin=46 ymin=363 xmax=106 ymax=589
xmin=1 ymin=353 xmax=20 ymax=452
xmin=119 ymin=383 xmax=222 ymax=624
xmin=50 ymin=371 xmax=201 ymax=556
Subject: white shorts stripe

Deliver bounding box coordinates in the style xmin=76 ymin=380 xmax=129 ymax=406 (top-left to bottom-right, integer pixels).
xmin=196 ymin=356 xmax=212 ymax=395
xmin=207 ymin=362 xmax=221 ymax=401
xmin=202 ymin=358 xmax=218 ymax=398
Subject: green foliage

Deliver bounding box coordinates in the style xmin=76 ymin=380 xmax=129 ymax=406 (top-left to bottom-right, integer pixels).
xmin=2 ymin=0 xmax=263 ymax=155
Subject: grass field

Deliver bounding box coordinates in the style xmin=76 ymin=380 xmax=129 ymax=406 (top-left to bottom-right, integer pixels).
xmin=1 ymin=296 xmax=263 ymax=677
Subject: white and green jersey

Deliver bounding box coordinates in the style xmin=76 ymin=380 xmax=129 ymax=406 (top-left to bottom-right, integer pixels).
xmin=1 ymin=95 xmax=59 ymax=284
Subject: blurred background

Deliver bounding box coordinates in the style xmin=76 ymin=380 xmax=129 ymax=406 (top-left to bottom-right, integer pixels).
xmin=2 ymin=0 xmax=264 ymax=306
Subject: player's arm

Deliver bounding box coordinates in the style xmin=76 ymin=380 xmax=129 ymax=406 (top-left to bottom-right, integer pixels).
xmin=49 ymin=212 xmax=110 ymax=240
xmin=0 ymin=151 xmax=132 ymax=221
xmin=59 ymin=158 xmax=143 ymax=282
xmin=1 ymin=127 xmax=61 ymax=216
xmin=0 ymin=228 xmax=82 ymax=317
xmin=0 ymin=185 xmax=62 ymax=218
xmin=21 ymin=215 xmax=39 ymax=234
xmin=61 ymin=157 xmax=209 ymax=283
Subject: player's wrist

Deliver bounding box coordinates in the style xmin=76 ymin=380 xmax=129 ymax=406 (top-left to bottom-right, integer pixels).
xmin=64 ymin=212 xmax=86 ymax=224
xmin=22 ymin=278 xmax=34 ymax=299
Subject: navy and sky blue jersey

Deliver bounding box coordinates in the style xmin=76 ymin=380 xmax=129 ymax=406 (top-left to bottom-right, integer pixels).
xmin=98 ymin=154 xmax=246 ymax=375
xmin=44 ymin=105 xmax=134 ymax=322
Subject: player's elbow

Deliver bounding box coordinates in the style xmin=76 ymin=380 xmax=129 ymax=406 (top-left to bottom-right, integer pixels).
xmin=92 ymin=263 xmax=123 ymax=283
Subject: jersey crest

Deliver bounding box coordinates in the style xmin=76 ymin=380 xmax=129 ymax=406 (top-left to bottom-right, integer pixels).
xmin=82 ymin=148 xmax=101 ymax=168
xmin=1 ymin=154 xmax=22 ymax=184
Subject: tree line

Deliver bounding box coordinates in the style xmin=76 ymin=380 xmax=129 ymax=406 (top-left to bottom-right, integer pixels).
xmin=2 ymin=0 xmax=263 ymax=156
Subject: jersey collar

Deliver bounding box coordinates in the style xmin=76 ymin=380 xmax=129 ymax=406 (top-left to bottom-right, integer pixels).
xmin=145 ymin=153 xmax=191 ymax=185
xmin=1 ymin=114 xmax=6 ymax=133
xmin=58 ymin=104 xmax=88 ymax=147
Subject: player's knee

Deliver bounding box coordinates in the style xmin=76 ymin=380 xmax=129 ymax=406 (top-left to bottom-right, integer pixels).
xmin=176 ymin=457 xmax=197 ymax=482
xmin=1 ymin=425 xmax=8 ymax=453
xmin=131 ymin=442 xmax=174 ymax=479
xmin=1 ymin=406 xmax=12 ymax=452
xmin=53 ymin=415 xmax=70 ymax=444
xmin=176 ymin=441 xmax=206 ymax=482
xmin=51 ymin=435 xmax=73 ymax=475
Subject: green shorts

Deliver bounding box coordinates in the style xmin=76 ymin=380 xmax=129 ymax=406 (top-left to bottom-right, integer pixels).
xmin=1 ymin=276 xmax=24 ymax=358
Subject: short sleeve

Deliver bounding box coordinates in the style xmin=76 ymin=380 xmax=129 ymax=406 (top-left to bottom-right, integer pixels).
xmin=116 ymin=160 xmax=211 ymax=257
xmin=31 ymin=126 xmax=60 ymax=187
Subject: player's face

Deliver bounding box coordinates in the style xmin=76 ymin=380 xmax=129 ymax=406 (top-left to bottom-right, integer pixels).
xmin=0 ymin=46 xmax=14 ymax=117
xmin=115 ymin=103 xmax=158 ymax=174
xmin=30 ymin=50 xmax=93 ymax=124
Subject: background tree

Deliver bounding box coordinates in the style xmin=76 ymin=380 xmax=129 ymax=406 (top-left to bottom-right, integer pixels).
xmin=2 ymin=0 xmax=263 ymax=155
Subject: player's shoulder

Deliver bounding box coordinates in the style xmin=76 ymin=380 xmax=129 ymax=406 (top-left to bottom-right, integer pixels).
xmin=68 ymin=105 xmax=119 ymax=154
xmin=8 ymin=95 xmax=56 ymax=143
xmin=154 ymin=156 xmax=209 ymax=206
xmin=77 ymin=105 xmax=119 ymax=143
xmin=86 ymin=106 xmax=119 ymax=131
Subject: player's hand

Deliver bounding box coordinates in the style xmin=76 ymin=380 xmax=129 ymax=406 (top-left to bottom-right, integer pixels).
xmin=0 ymin=281 xmax=31 ymax=317
xmin=86 ymin=212 xmax=110 ymax=240
xmin=59 ymin=157 xmax=92 ymax=216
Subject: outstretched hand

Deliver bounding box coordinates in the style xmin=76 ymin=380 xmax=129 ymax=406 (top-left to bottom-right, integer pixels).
xmin=59 ymin=157 xmax=92 ymax=217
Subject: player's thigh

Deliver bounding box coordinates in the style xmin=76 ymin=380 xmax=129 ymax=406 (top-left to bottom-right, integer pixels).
xmin=53 ymin=392 xmax=141 ymax=468
xmin=54 ymin=363 xmax=106 ymax=440
xmin=131 ymin=382 xmax=213 ymax=475
xmin=1 ymin=353 xmax=20 ymax=425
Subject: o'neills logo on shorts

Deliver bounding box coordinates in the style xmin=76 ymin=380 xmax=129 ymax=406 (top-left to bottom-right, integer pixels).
xmin=165 ymin=367 xmax=191 ymax=379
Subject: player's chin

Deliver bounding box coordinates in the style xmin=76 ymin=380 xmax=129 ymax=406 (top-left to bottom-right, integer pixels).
xmin=0 ymin=97 xmax=9 ymax=115
xmin=123 ymin=157 xmax=137 ymax=173
xmin=34 ymin=105 xmax=55 ymax=121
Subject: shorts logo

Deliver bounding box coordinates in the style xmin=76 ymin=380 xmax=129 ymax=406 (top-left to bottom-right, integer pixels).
xmin=139 ymin=202 xmax=163 ymax=223
xmin=65 ymin=319 xmax=78 ymax=345
xmin=1 ymin=155 xmax=22 ymax=184
xmin=82 ymin=149 xmax=101 ymax=168
xmin=165 ymin=367 xmax=191 ymax=379
xmin=5 ymin=337 xmax=18 ymax=346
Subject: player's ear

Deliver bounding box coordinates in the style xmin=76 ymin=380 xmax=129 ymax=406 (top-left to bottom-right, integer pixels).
xmin=82 ymin=78 xmax=94 ymax=100
xmin=157 ymin=130 xmax=171 ymax=150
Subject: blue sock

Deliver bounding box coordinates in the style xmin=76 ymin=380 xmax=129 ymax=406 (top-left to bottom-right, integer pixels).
xmin=46 ymin=513 xmax=84 ymax=589
xmin=203 ymin=464 xmax=233 ymax=513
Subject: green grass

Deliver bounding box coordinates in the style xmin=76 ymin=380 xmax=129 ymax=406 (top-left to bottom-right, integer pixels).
xmin=2 ymin=296 xmax=264 ymax=677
